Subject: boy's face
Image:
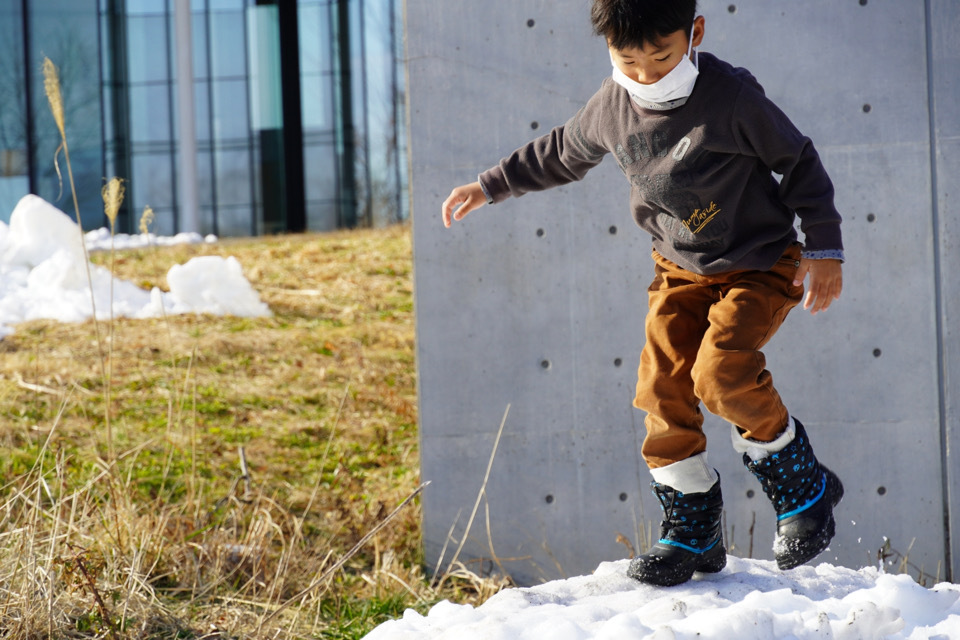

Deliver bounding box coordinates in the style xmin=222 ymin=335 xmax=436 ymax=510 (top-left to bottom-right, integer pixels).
xmin=609 ymin=16 xmax=705 ymax=85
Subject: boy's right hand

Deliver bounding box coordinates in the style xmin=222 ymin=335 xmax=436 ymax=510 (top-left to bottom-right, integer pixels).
xmin=442 ymin=182 xmax=487 ymax=228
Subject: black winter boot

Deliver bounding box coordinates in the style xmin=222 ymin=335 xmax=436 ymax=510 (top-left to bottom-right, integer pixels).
xmin=627 ymin=477 xmax=726 ymax=586
xmin=743 ymin=418 xmax=844 ymax=570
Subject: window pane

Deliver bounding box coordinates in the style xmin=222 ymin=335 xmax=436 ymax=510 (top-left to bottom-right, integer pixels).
xmin=28 ymin=0 xmax=104 ymax=230
xmin=192 ymin=10 xmax=209 ymax=79
xmin=298 ymin=4 xmax=331 ymax=75
xmin=211 ymin=79 xmax=249 ymax=140
xmin=129 ymin=83 xmax=172 ymax=143
xmin=126 ymin=0 xmax=167 ymax=16
xmin=196 ymin=150 xmax=214 ymax=205
xmin=209 ymin=10 xmax=246 ymax=78
xmin=0 ymin=177 xmax=29 ymax=224
xmin=300 ymin=73 xmax=333 ymax=130
xmin=214 ymin=149 xmax=251 ymax=206
xmin=0 ymin=0 xmax=27 ymax=221
xmin=217 ymin=204 xmax=253 ymax=236
xmin=131 ymin=153 xmax=175 ymax=209
xmin=306 ymin=200 xmax=338 ymax=232
xmin=246 ymin=4 xmax=283 ymax=130
xmin=194 ymin=81 xmax=211 ymax=140
xmin=127 ymin=15 xmax=170 ymax=82
xmin=101 ymin=86 xmax=114 ymax=139
xmin=303 ymin=141 xmax=337 ymax=202
xmin=199 ymin=205 xmax=216 ymax=235
xmin=209 ymin=0 xmax=243 ymax=11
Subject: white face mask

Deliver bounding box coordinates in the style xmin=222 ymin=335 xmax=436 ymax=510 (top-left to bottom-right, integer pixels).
xmin=610 ymin=25 xmax=699 ymax=111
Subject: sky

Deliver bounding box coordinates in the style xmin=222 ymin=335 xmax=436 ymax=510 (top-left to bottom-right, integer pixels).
xmin=0 ymin=195 xmax=270 ymax=339
xmin=365 ymin=556 xmax=960 ymax=640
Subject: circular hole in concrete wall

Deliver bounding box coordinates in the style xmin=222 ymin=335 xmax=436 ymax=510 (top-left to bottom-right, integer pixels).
xmin=728 ymin=4 xmax=737 ymax=13
xmin=877 ymin=486 xmax=886 ymax=496
xmin=609 ymin=225 xmax=618 ymax=235
xmin=873 ymin=348 xmax=882 ymax=358
xmin=527 ymin=18 xmax=535 ymax=28
xmin=541 ymin=359 xmax=551 ymax=370
xmin=859 ymin=0 xmax=868 ymax=5
xmin=545 ymin=494 xmax=554 ymax=504
xmin=746 ymin=489 xmax=755 ymax=499
xmin=867 ymin=213 xmax=876 ymax=223
xmin=619 ymin=492 xmax=628 ymax=502
xmin=531 ymin=121 xmax=539 ymax=130
xmin=536 ymin=228 xmax=545 ymax=237
xmin=862 ymin=104 xmax=872 ymax=113
xmin=614 ymin=358 xmax=623 ymax=367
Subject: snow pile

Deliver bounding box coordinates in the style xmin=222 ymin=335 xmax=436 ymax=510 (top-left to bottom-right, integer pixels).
xmin=84 ymin=226 xmax=217 ymax=251
xmin=0 ymin=195 xmax=270 ymax=338
xmin=366 ymin=556 xmax=960 ymax=640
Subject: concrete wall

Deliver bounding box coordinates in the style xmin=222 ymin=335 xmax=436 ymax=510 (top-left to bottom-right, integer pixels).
xmin=407 ymin=0 xmax=960 ymax=585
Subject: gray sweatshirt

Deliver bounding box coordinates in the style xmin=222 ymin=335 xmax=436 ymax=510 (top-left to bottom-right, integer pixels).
xmin=479 ymin=52 xmax=843 ymax=275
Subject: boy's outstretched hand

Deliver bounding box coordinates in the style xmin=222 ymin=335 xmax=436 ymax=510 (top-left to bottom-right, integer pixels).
xmin=442 ymin=182 xmax=487 ymax=228
xmin=794 ymin=258 xmax=842 ymax=314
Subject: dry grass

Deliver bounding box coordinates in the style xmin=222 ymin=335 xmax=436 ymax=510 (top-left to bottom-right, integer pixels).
xmin=0 ymin=225 xmax=502 ymax=639
xmin=4 ymin=52 xmax=501 ymax=640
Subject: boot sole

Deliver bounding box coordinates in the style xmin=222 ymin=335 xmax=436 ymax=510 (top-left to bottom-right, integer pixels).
xmin=628 ymin=542 xmax=727 ymax=586
xmin=776 ymin=513 xmax=836 ymax=570
xmin=776 ymin=467 xmax=844 ymax=570
xmin=696 ymin=542 xmax=728 ymax=574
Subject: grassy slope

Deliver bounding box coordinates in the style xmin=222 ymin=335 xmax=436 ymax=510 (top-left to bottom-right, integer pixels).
xmin=0 ymin=225 xmax=474 ymax=639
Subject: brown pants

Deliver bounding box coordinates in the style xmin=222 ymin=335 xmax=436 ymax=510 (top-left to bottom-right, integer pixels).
xmin=634 ymin=244 xmax=804 ymax=469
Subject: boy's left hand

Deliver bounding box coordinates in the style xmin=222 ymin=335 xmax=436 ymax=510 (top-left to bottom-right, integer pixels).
xmin=793 ymin=258 xmax=842 ymax=314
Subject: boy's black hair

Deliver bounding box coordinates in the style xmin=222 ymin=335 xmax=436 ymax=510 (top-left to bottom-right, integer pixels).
xmin=591 ymin=0 xmax=698 ymax=51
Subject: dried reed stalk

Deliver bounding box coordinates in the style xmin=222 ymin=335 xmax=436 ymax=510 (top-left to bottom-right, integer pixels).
xmin=42 ymin=56 xmax=110 ymax=456
xmin=139 ymin=205 xmax=155 ymax=235
xmin=434 ymin=404 xmax=510 ymax=591
xmin=101 ymin=177 xmax=126 ymax=461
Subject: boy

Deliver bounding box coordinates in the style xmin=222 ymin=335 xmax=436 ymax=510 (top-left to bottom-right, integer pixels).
xmin=441 ymin=0 xmax=844 ymax=587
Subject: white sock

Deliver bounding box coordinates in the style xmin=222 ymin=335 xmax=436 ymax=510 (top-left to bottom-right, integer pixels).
xmin=731 ymin=416 xmax=797 ymax=461
xmin=649 ymin=452 xmax=719 ymax=494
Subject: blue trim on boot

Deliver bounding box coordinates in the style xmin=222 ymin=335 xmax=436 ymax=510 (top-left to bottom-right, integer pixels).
xmin=776 ymin=471 xmax=827 ymax=521
xmin=657 ymin=536 xmax=722 ymax=555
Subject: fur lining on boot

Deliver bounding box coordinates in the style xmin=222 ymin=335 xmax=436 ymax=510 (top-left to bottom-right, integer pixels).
xmin=650 ymin=452 xmax=719 ymax=495
xmin=731 ymin=417 xmax=797 ymax=461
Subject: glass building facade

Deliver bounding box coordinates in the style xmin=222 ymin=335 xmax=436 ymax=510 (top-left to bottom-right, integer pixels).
xmin=0 ymin=0 xmax=407 ymax=235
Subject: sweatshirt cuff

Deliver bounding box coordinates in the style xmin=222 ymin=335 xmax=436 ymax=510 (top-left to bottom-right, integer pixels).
xmin=478 ymin=166 xmax=512 ymax=205
xmin=801 ymin=220 xmax=843 ymax=258
xmin=478 ymin=176 xmax=494 ymax=204
xmin=801 ymin=249 xmax=845 ymax=262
